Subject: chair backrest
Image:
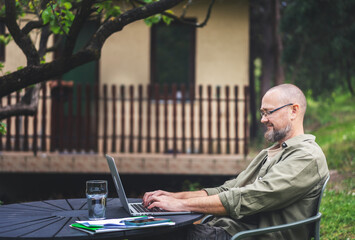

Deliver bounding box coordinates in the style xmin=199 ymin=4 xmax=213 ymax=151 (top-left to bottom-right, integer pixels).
xmin=315 ymin=175 xmax=330 ymax=213
xmin=309 ymin=175 xmax=330 ymax=239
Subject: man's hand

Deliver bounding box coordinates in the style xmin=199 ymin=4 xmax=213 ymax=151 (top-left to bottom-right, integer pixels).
xmin=147 ymin=195 xmax=187 ymax=212
xmin=144 ymin=191 xmax=227 ymax=215
xmin=143 ymin=190 xmax=173 ymax=207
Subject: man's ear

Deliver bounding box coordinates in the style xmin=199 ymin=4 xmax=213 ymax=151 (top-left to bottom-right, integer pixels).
xmin=290 ymin=104 xmax=300 ymax=119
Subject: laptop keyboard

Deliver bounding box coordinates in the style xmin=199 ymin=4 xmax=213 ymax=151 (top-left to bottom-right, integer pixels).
xmin=131 ymin=203 xmax=165 ymax=213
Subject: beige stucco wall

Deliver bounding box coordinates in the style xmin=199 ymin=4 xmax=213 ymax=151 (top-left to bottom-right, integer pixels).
xmin=101 ymin=21 xmax=150 ymax=86
xmin=193 ymin=0 xmax=249 ymax=87
xmin=101 ymin=0 xmax=249 ymax=88
xmin=99 ymin=0 xmax=250 ymax=154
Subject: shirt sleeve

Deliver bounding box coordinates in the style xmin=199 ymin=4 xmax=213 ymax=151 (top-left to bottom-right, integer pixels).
xmin=218 ymin=148 xmax=323 ymax=220
xmin=203 ymin=150 xmax=268 ymax=196
xmin=203 ymin=178 xmax=238 ymax=196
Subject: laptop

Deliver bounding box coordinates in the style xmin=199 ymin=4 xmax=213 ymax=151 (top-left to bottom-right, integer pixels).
xmin=106 ymin=154 xmax=192 ymax=216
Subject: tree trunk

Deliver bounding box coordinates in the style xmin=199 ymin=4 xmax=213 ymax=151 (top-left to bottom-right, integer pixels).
xmin=274 ymin=0 xmax=284 ymax=85
xmin=345 ymin=59 xmax=354 ymax=96
xmin=249 ymin=0 xmax=259 ymax=139
xmin=260 ymin=0 xmax=275 ymax=96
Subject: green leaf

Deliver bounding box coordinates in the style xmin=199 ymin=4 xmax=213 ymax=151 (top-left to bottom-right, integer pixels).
xmin=66 ymin=11 xmax=75 ymax=21
xmin=41 ymin=8 xmax=52 ymax=24
xmin=144 ymin=14 xmax=162 ymax=26
xmin=110 ymin=6 xmax=121 ymax=17
xmin=144 ymin=18 xmax=153 ymax=27
xmin=162 ymin=15 xmax=173 ymax=26
xmin=0 ymin=122 xmax=7 ymax=135
xmin=63 ymin=2 xmax=72 ymax=10
xmin=51 ymin=25 xmax=61 ymax=34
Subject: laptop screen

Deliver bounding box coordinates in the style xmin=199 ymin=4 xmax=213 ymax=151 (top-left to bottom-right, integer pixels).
xmin=106 ymin=155 xmax=131 ymax=214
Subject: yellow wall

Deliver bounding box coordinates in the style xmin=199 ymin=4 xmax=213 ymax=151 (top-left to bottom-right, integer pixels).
xmin=101 ymin=21 xmax=150 ymax=86
xmin=99 ymin=0 xmax=250 ymax=154
xmin=193 ymin=0 xmax=249 ymax=87
xmin=101 ymin=0 xmax=249 ymax=89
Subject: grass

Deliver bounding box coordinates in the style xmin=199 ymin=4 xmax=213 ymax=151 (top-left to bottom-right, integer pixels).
xmin=306 ymin=90 xmax=355 ymax=173
xmin=304 ymin=90 xmax=354 ymax=239
xmin=320 ymin=189 xmax=355 ymax=239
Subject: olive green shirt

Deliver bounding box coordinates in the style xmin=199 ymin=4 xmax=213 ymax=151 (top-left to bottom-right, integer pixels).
xmin=204 ymin=134 xmax=329 ymax=240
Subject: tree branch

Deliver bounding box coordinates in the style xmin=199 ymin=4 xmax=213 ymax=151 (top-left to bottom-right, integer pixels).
xmin=133 ymin=0 xmax=215 ymax=28
xmin=22 ymin=20 xmax=45 ymax=35
xmin=0 ymin=84 xmax=41 ymax=120
xmin=63 ymin=0 xmax=94 ymax=57
xmin=88 ymin=0 xmax=184 ymax=51
xmin=4 ymin=0 xmax=40 ymax=66
xmin=46 ymin=35 xmax=64 ymax=53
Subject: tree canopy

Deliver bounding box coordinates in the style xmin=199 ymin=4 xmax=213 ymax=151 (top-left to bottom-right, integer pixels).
xmin=280 ymin=0 xmax=355 ymax=97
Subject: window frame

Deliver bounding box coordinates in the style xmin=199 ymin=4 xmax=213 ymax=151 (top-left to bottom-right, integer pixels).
xmin=150 ymin=19 xmax=196 ymax=100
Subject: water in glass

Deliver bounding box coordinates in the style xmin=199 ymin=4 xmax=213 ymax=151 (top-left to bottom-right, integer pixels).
xmin=86 ymin=180 xmax=108 ymax=220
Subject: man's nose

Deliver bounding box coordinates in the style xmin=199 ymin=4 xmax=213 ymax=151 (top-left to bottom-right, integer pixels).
xmin=260 ymin=115 xmax=268 ymax=123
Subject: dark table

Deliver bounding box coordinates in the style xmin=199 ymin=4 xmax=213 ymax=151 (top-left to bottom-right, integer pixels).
xmin=0 ymin=198 xmax=204 ymax=239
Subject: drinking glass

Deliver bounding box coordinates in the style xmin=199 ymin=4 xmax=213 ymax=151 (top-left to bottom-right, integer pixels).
xmin=86 ymin=180 xmax=108 ymax=220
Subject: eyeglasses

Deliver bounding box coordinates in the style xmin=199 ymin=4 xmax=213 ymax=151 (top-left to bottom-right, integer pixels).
xmin=260 ymin=103 xmax=293 ymax=118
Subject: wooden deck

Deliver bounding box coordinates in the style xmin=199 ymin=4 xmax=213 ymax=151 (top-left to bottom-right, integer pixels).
xmin=0 ymin=152 xmax=250 ymax=175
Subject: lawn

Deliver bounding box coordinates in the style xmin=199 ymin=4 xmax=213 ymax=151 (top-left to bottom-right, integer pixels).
xmin=306 ymin=90 xmax=354 ymax=239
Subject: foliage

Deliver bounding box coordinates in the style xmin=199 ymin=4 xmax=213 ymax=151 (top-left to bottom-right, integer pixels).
xmin=280 ymin=0 xmax=355 ymax=97
xmin=41 ymin=0 xmax=75 ymax=34
xmin=2 ymin=0 xmax=173 ymax=37
xmin=182 ymin=180 xmax=202 ymax=192
xmin=0 ymin=122 xmax=6 ymax=135
xmin=320 ymin=189 xmax=355 ymax=239
xmin=305 ymin=90 xmax=355 ymax=173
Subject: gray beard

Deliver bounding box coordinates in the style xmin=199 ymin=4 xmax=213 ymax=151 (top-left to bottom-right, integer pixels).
xmin=264 ymin=123 xmax=292 ymax=143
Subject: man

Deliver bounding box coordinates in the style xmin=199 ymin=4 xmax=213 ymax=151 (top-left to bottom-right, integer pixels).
xmin=143 ymin=84 xmax=329 ymax=240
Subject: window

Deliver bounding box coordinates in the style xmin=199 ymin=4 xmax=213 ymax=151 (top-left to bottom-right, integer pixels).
xmin=150 ymin=20 xmax=196 ymax=98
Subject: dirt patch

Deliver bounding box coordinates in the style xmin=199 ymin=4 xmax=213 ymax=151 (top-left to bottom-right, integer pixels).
xmin=328 ymin=169 xmax=353 ymax=192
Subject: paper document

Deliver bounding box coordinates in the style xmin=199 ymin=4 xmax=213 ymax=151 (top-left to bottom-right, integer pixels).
xmin=70 ymin=216 xmax=175 ymax=235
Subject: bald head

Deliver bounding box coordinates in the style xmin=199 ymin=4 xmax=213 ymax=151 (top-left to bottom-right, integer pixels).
xmin=261 ymin=84 xmax=306 ymax=143
xmin=265 ymin=84 xmax=307 ymax=117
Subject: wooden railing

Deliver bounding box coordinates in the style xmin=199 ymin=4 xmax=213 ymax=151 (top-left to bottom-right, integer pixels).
xmin=0 ymin=83 xmax=249 ymax=156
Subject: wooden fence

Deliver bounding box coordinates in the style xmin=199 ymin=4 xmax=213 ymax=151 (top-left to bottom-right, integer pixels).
xmin=0 ymin=83 xmax=249 ymax=156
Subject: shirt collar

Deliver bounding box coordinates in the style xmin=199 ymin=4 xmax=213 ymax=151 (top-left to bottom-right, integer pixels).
xmin=281 ymin=134 xmax=316 ymax=148
xmin=266 ymin=134 xmax=316 ymax=150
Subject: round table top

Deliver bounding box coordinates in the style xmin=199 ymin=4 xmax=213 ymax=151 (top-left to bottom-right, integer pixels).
xmin=0 ymin=198 xmax=204 ymax=239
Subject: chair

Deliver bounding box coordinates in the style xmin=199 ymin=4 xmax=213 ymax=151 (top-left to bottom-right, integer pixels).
xmin=201 ymin=176 xmax=330 ymax=240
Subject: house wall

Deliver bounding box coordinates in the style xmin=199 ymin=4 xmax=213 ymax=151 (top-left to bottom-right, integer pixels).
xmin=100 ymin=0 xmax=249 ymax=88
xmin=1 ymin=0 xmax=250 ymax=155
xmin=99 ymin=0 xmax=250 ymax=154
